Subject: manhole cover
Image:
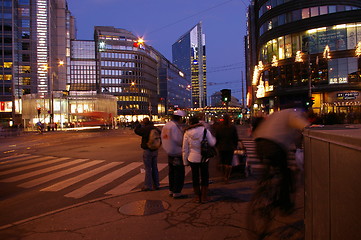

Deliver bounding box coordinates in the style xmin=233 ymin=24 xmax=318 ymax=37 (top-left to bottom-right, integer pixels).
xmin=118 ymin=200 xmax=169 ymax=216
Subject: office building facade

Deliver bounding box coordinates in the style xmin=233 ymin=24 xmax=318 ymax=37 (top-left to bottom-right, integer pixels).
xmin=172 ymin=22 xmax=206 ymax=108
xmin=94 ymin=26 xmax=159 ymax=121
xmin=158 ymin=53 xmax=191 ymax=113
xmin=247 ymin=0 xmax=361 ymax=122
xmin=0 ymin=0 xmax=74 ymax=126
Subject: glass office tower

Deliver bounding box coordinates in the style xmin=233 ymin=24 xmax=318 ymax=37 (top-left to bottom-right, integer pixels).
xmin=172 ymin=22 xmax=206 ymax=108
xmin=0 ymin=0 xmax=74 ymax=126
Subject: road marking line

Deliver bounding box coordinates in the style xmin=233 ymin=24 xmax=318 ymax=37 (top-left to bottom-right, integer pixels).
xmin=0 ymin=155 xmax=43 ymax=167
xmin=65 ymin=162 xmax=143 ymax=199
xmin=0 ymin=158 xmax=84 ymax=183
xmin=19 ymin=160 xmax=102 ymax=188
xmin=106 ymin=163 xmax=168 ymax=195
xmin=41 ymin=162 xmax=122 ymax=192
xmin=0 ymin=154 xmax=30 ymax=161
xmin=0 ymin=156 xmax=60 ymax=174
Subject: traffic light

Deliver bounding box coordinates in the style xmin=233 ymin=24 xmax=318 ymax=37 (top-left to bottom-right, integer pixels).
xmin=309 ymin=97 xmax=315 ymax=106
xmin=37 ymin=108 xmax=41 ymax=117
xmin=221 ymin=89 xmax=231 ymax=103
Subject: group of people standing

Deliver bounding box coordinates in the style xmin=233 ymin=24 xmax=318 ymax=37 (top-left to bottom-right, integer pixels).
xmin=134 ymin=110 xmax=241 ymax=203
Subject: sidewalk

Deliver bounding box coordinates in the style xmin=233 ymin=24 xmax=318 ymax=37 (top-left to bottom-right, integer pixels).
xmin=0 ymin=174 xmax=304 ymax=240
xmin=0 ymin=124 xmax=305 ymax=240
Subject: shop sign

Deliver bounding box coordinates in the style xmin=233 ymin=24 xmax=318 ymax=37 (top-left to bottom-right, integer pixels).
xmin=0 ymin=101 xmax=12 ymax=112
xmin=336 ymin=92 xmax=359 ymax=100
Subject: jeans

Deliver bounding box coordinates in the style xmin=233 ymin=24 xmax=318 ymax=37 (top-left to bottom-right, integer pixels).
xmin=168 ymin=155 xmax=185 ymax=194
xmin=190 ymin=161 xmax=209 ymax=187
xmin=143 ymin=149 xmax=160 ymax=189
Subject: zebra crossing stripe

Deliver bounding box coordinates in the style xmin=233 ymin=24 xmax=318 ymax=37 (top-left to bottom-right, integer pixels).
xmin=0 ymin=158 xmax=84 ymax=183
xmin=106 ymin=163 xmax=168 ymax=196
xmin=0 ymin=154 xmax=30 ymax=161
xmin=159 ymin=167 xmax=191 ymax=185
xmin=0 ymin=156 xmax=60 ymax=175
xmin=41 ymin=162 xmax=122 ymax=192
xmin=0 ymin=155 xmax=39 ymax=166
xmin=19 ymin=160 xmax=103 ymax=188
xmin=65 ymin=162 xmax=143 ymax=199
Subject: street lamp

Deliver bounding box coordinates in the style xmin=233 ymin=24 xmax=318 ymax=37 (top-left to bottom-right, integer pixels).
xmin=50 ymin=60 xmax=64 ymax=130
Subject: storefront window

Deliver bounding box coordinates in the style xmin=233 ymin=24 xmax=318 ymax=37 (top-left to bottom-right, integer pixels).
xmin=278 ymin=36 xmax=285 ymax=59
xmin=347 ymin=25 xmax=357 ymax=49
xmin=285 ymin=35 xmax=292 ymax=58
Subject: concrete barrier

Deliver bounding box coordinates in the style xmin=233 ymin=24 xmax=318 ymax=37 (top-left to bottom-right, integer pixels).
xmin=303 ymin=125 xmax=361 ymax=240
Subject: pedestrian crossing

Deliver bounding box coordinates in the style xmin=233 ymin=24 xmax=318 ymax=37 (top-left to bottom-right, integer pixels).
xmin=0 ymin=142 xmax=298 ymax=200
xmin=240 ymin=139 xmax=298 ymax=175
xmin=0 ymin=154 xmax=186 ymax=200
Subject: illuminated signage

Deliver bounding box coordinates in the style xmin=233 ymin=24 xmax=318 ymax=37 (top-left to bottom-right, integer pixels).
xmin=337 ymin=92 xmax=359 ymax=100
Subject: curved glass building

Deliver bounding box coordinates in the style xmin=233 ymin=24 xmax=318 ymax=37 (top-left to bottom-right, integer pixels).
xmin=246 ymin=0 xmax=361 ymax=122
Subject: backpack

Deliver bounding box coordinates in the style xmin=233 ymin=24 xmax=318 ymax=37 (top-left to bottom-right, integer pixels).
xmin=147 ymin=128 xmax=161 ymax=150
xmin=200 ymin=128 xmax=216 ymax=162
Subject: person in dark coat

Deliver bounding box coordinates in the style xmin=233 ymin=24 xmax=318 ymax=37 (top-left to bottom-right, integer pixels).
xmin=134 ymin=117 xmax=161 ymax=191
xmin=214 ymin=114 xmax=239 ymax=183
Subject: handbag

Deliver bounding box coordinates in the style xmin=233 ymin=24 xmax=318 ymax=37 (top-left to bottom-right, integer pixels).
xmin=232 ymin=143 xmax=247 ymax=167
xmin=200 ymin=128 xmax=216 ymax=162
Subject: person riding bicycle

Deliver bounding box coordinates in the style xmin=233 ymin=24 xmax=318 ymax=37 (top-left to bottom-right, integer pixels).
xmin=252 ymin=106 xmax=310 ymax=214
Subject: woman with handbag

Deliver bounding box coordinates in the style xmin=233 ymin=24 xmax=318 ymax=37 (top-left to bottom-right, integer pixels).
xmin=182 ymin=116 xmax=216 ymax=203
xmin=214 ymin=114 xmax=239 ymax=183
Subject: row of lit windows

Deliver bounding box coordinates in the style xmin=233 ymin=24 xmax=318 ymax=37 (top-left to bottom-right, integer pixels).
xmin=71 ymin=75 xmax=96 ymax=81
xmin=0 ymin=62 xmax=12 ymax=68
xmin=100 ymin=61 xmax=143 ymax=68
xmin=71 ymin=70 xmax=96 ymax=75
xmin=260 ymin=22 xmax=361 ymax=63
xmin=101 ymin=69 xmax=143 ymax=76
xmin=101 ymin=45 xmax=135 ymax=51
xmin=261 ymin=57 xmax=359 ymax=87
xmin=117 ymin=96 xmax=148 ymax=102
xmin=100 ymin=52 xmax=143 ymax=60
xmin=259 ymin=0 xmax=357 ymax=17
xmin=260 ymin=5 xmax=360 ymax=36
xmin=20 ymin=77 xmax=31 ymax=85
xmin=101 ymin=78 xmax=138 ymax=85
xmin=0 ymin=75 xmax=12 ymax=80
xmin=71 ymin=61 xmax=96 ymax=66
xmin=98 ymin=35 xmax=133 ymax=41
xmin=71 ymin=79 xmax=96 ymax=83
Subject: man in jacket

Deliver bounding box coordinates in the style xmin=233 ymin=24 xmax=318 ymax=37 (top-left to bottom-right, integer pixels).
xmin=161 ymin=110 xmax=187 ymax=199
xmin=134 ymin=117 xmax=160 ymax=191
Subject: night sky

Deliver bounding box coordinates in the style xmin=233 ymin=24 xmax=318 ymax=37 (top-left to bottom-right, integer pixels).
xmin=67 ymin=0 xmax=249 ymax=101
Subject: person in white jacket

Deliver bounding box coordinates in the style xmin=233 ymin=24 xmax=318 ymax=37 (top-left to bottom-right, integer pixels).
xmin=182 ymin=116 xmax=216 ymax=203
xmin=161 ymin=110 xmax=187 ymax=199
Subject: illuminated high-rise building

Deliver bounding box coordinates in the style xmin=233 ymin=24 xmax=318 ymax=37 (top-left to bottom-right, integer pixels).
xmin=94 ymin=26 xmax=159 ymax=119
xmin=172 ymin=22 xmax=206 ymax=108
xmin=0 ymin=0 xmax=74 ymax=124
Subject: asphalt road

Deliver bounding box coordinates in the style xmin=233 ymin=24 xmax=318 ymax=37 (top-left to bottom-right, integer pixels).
xmin=0 ymin=128 xmax=170 ymax=227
